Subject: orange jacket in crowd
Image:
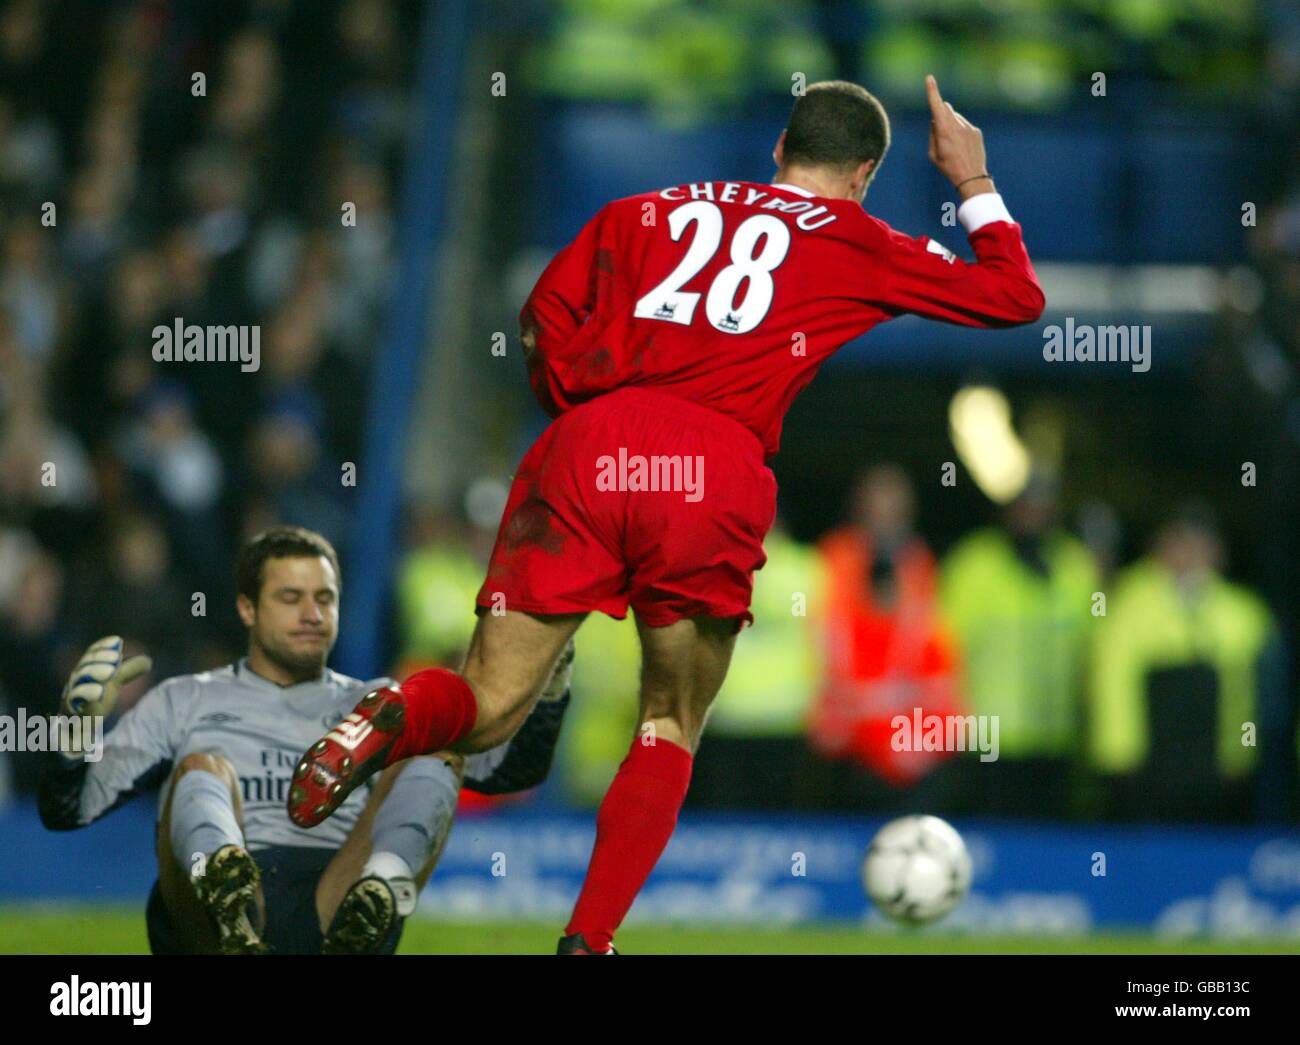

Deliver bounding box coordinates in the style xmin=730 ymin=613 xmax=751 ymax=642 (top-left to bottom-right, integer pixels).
xmin=811 ymin=527 xmax=963 ymax=786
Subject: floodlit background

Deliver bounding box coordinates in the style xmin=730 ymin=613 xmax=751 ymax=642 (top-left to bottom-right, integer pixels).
xmin=0 ymin=0 xmax=1298 ymax=951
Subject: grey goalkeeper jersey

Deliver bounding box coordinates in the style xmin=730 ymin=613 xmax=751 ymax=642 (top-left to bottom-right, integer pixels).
xmin=38 ymin=659 xmax=568 ymax=852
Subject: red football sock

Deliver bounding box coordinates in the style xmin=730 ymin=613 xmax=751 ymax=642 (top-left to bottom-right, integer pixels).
xmin=386 ymin=667 xmax=478 ymax=763
xmin=566 ymin=738 xmax=693 ymax=952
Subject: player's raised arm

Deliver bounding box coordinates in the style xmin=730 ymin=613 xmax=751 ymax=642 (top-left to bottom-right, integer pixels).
xmin=925 ymin=74 xmax=991 ymax=198
xmin=866 ymin=76 xmax=1045 ymax=328
xmin=38 ymin=636 xmax=178 ymax=830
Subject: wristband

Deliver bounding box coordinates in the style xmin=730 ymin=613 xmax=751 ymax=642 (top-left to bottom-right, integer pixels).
xmin=955 ymin=173 xmax=993 ymax=190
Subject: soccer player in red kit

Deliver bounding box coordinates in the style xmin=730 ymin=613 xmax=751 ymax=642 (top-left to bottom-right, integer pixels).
xmin=289 ymin=76 xmax=1044 ymax=953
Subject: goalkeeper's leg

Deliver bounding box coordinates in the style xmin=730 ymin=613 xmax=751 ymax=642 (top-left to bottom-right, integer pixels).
xmin=314 ymin=754 xmax=464 ymax=954
xmin=155 ymin=752 xmax=266 ymax=954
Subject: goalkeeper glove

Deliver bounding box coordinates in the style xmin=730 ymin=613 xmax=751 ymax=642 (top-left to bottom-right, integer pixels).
xmin=62 ymin=635 xmax=153 ymax=719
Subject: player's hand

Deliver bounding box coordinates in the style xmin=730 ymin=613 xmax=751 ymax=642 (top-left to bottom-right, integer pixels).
xmin=61 ymin=636 xmax=152 ymax=719
xmin=925 ymin=75 xmax=990 ymax=196
xmin=538 ymin=640 xmax=574 ymax=703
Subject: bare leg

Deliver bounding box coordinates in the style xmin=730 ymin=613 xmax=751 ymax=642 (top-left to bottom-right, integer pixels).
xmin=156 ymin=752 xmax=265 ymax=954
xmin=288 ymin=610 xmax=584 ymax=831
xmin=634 ymin=615 xmax=739 ymax=750
xmin=455 ymin=609 xmax=585 ymax=752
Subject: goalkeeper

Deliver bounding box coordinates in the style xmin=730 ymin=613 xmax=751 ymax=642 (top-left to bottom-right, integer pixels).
xmin=37 ymin=525 xmax=572 ymax=954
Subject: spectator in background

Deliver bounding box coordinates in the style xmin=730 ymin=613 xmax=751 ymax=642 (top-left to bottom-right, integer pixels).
xmin=0 ymin=320 xmax=98 ymax=572
xmin=244 ymin=392 xmax=349 ymax=557
xmin=116 ymin=382 xmax=226 ymax=597
xmin=62 ymin=250 xmax=168 ymax=449
xmin=805 ymin=465 xmax=962 ymax=814
xmin=0 ymin=394 xmax=97 ymax=514
xmin=75 ymin=511 xmax=201 ymax=686
xmin=1 ymin=213 xmax=62 ymax=369
xmin=0 ymin=533 xmax=67 ymax=799
xmin=687 ymin=517 xmax=821 ymax=809
xmin=0 ymin=0 xmax=415 ymax=797
xmin=941 ymin=471 xmax=1100 ymax=820
xmin=395 ymin=502 xmax=491 ymax=675
xmin=555 ymin=613 xmax=642 ymax=807
xmin=1076 ymin=499 xmax=1123 ymax=585
xmin=1088 ymin=503 xmax=1285 ymax=823
xmin=152 ymin=224 xmax=256 ymax=453
xmin=258 ymin=277 xmax=365 ymax=466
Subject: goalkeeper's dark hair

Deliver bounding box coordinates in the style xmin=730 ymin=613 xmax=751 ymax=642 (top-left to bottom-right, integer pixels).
xmin=237 ymin=525 xmax=341 ymax=601
xmin=783 ymin=81 xmax=890 ymax=179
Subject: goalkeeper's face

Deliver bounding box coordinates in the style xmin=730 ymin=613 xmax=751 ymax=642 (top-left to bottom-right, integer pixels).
xmin=241 ymin=554 xmax=340 ymax=676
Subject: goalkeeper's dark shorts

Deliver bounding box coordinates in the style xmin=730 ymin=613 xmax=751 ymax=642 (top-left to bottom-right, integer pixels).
xmin=145 ymin=845 xmax=404 ymax=955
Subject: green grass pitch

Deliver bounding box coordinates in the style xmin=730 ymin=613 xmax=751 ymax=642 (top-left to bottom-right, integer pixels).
xmin=0 ymin=905 xmax=1293 ymax=954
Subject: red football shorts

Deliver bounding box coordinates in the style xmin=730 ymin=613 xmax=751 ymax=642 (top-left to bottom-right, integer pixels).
xmin=476 ymin=386 xmax=777 ymax=627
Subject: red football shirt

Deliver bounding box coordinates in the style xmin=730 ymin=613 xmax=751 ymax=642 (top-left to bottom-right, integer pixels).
xmin=521 ymin=180 xmax=1044 ymax=459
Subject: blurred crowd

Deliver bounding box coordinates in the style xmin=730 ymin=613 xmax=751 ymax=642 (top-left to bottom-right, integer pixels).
xmin=0 ymin=0 xmax=419 ymax=797
xmin=524 ymin=0 xmax=1274 ymax=119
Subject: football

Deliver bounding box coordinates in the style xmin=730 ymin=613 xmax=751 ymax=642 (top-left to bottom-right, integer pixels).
xmin=862 ymin=815 xmax=972 ymax=925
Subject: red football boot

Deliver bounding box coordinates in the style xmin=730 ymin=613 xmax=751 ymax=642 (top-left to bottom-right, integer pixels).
xmin=287 ymin=686 xmax=406 ymax=828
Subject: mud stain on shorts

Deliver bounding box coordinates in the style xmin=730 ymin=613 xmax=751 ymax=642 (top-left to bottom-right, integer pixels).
xmin=501 ymin=492 xmax=567 ymax=555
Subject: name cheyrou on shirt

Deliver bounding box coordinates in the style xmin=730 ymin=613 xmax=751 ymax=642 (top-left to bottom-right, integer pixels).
xmin=660 ymin=183 xmax=837 ymax=231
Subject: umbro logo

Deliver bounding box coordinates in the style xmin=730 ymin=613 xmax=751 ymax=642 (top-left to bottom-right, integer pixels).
xmin=199 ymin=712 xmax=241 ymax=724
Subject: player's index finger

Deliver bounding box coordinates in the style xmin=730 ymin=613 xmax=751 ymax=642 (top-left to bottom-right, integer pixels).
xmin=925 ymin=74 xmax=947 ymax=121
